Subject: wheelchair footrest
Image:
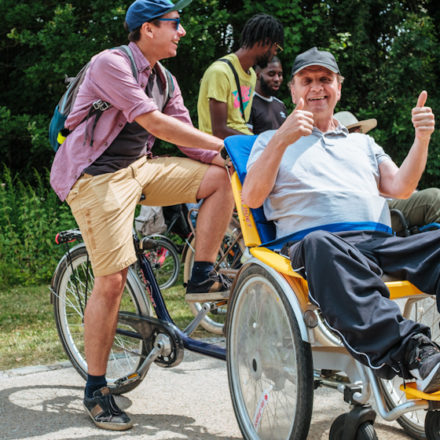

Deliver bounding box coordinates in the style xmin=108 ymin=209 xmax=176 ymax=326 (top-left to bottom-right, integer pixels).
xmin=400 ymin=381 xmax=440 ymax=401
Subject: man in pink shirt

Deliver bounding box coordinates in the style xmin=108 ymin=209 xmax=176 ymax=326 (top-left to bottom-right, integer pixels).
xmin=50 ymin=0 xmax=233 ymax=430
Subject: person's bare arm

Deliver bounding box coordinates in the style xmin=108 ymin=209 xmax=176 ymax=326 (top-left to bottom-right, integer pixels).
xmin=379 ymin=91 xmax=435 ymax=198
xmin=209 ymin=99 xmax=249 ymax=139
xmin=242 ymin=98 xmax=314 ymax=208
xmin=135 ymin=110 xmax=223 ymax=152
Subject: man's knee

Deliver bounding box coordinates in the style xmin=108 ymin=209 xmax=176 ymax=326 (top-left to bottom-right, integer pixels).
xmin=423 ymin=187 xmax=440 ymax=204
xmin=93 ymin=270 xmax=128 ymax=301
xmin=302 ymin=230 xmax=335 ymax=248
xmin=212 ymin=165 xmax=232 ymax=190
xmin=198 ymin=165 xmax=233 ymax=200
xmin=416 ymin=188 xmax=440 ymax=225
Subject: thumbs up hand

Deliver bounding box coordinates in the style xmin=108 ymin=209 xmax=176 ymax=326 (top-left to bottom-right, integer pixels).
xmin=295 ymin=97 xmax=305 ymax=111
xmin=277 ymin=97 xmax=314 ymax=145
xmin=412 ymin=91 xmax=435 ymax=140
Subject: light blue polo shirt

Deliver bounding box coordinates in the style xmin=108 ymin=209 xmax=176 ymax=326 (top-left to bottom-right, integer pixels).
xmin=247 ymin=126 xmax=393 ymax=239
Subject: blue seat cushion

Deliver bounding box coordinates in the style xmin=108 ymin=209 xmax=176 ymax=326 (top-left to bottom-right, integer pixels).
xmin=224 ymin=135 xmax=276 ymax=243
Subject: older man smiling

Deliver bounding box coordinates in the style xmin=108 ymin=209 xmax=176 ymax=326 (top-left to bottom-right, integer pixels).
xmin=243 ymin=47 xmax=440 ymax=393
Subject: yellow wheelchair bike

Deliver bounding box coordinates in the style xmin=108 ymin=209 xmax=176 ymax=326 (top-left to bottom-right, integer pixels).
xmin=223 ymin=135 xmax=440 ymax=440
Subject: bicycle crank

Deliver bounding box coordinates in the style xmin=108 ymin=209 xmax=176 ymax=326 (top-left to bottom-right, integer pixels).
xmin=112 ymin=313 xmax=185 ymax=391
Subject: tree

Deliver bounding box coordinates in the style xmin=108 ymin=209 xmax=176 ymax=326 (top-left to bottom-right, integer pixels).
xmin=1 ymin=0 xmax=439 ymax=187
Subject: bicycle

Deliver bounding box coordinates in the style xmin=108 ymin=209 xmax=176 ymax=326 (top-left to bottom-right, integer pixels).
xmin=51 ymin=228 xmax=228 ymax=396
xmin=51 ymin=223 xmax=440 ymax=440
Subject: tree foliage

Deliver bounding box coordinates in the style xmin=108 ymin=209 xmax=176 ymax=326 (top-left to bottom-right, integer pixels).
xmin=1 ymin=0 xmax=439 ymax=186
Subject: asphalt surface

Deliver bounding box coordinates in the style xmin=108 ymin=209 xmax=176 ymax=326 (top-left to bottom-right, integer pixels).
xmin=0 ymin=347 xmax=414 ymax=440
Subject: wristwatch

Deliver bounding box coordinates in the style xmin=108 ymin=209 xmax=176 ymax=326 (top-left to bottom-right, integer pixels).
xmin=220 ymin=145 xmax=232 ymax=168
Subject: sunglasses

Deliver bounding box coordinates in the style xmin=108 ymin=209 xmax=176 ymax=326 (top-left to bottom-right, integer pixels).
xmin=157 ymin=17 xmax=181 ymax=30
xmin=274 ymin=42 xmax=283 ymax=52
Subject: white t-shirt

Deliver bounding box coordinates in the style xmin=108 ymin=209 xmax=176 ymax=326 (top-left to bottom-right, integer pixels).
xmin=247 ymin=126 xmax=393 ymax=238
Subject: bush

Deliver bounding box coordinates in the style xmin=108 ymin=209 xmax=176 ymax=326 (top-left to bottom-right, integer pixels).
xmin=0 ymin=106 xmax=51 ymax=176
xmin=2 ymin=0 xmax=440 ymax=187
xmin=0 ymin=166 xmax=76 ymax=287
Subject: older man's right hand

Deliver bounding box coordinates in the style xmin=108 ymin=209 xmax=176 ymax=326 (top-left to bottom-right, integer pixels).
xmin=276 ymin=97 xmax=314 ymax=145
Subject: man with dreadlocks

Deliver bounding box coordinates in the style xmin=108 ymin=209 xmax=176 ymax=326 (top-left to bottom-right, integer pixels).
xmin=197 ymin=14 xmax=284 ymax=138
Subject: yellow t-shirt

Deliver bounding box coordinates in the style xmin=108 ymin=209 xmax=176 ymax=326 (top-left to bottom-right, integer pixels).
xmin=197 ymin=53 xmax=256 ymax=135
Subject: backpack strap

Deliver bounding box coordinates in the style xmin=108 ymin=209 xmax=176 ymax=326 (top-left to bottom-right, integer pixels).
xmin=156 ymin=61 xmax=175 ymax=107
xmin=82 ymin=45 xmax=138 ymax=146
xmin=114 ymin=45 xmax=138 ymax=81
xmin=164 ymin=68 xmax=175 ymax=99
xmin=218 ymin=58 xmax=246 ymax=120
xmin=88 ymin=45 xmax=138 ymax=116
xmin=86 ymin=49 xmax=174 ymax=145
xmin=64 ymin=45 xmax=172 ymax=147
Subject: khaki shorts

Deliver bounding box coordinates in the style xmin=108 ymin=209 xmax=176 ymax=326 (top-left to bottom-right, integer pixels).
xmin=66 ymin=156 xmax=209 ymax=277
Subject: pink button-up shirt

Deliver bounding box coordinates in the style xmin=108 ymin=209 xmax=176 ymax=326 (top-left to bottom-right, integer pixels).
xmin=50 ymin=42 xmax=216 ymax=201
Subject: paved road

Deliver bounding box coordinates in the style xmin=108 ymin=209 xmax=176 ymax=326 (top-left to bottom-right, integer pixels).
xmin=0 ymin=349 xmax=414 ymax=440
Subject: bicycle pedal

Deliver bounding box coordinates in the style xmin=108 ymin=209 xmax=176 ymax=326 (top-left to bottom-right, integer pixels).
xmin=210 ymin=300 xmax=228 ymax=310
xmin=113 ymin=372 xmax=140 ymax=387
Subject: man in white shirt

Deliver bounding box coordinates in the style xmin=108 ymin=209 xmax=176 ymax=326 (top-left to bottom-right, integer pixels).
xmin=243 ymin=46 xmax=440 ymax=391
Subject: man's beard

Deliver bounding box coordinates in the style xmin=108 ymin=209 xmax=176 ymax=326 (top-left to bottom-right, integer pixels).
xmin=260 ymin=74 xmax=278 ymax=97
xmin=255 ymin=50 xmax=272 ymax=69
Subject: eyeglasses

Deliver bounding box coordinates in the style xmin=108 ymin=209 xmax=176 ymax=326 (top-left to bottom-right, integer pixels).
xmin=274 ymin=42 xmax=283 ymax=52
xmin=157 ymin=17 xmax=181 ymax=30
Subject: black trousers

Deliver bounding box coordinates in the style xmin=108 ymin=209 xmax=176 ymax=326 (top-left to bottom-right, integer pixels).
xmin=288 ymin=229 xmax=440 ymax=379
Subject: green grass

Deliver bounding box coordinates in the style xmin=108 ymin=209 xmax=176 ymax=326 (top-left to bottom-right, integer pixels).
xmin=0 ymin=284 xmax=64 ymax=370
xmin=0 ymin=281 xmax=216 ymax=371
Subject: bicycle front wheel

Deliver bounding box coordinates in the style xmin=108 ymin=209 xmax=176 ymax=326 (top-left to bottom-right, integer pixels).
xmin=227 ymin=263 xmax=313 ymax=440
xmin=52 ymin=243 xmax=150 ymax=393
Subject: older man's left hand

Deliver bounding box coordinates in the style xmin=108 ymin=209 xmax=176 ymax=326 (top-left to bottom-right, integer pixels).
xmin=412 ymin=91 xmax=435 ymax=140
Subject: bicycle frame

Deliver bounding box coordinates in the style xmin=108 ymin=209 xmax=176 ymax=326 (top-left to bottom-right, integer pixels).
xmin=130 ymin=233 xmax=227 ymax=360
xmin=54 ymin=228 xmax=227 ymax=363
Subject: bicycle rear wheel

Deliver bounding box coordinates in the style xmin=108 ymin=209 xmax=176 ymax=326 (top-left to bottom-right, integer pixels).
xmin=52 ymin=243 xmax=151 ymax=394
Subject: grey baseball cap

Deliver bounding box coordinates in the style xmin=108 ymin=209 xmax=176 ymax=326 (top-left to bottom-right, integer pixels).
xmin=291 ymin=47 xmax=340 ymax=76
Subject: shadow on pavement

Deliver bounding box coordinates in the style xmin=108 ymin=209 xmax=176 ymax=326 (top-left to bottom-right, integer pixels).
xmin=0 ymin=384 xmax=240 ymax=440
